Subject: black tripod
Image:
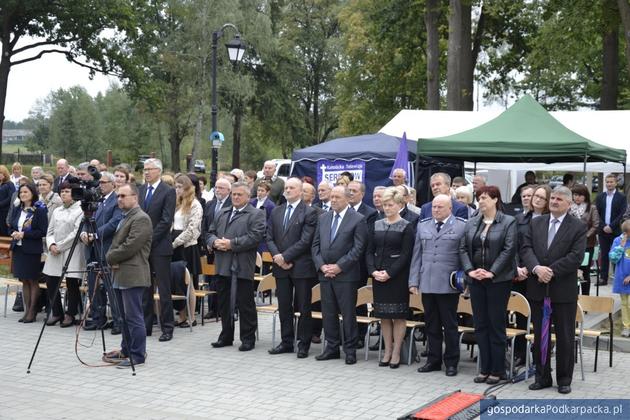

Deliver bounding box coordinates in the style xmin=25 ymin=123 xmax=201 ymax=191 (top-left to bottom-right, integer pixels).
xmin=27 ymin=213 xmax=137 ymax=375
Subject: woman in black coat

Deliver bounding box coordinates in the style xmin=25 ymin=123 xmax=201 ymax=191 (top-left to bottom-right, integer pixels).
xmin=9 ymin=183 xmax=48 ymax=322
xmin=0 ymin=165 xmax=16 ymax=236
xmin=460 ymin=185 xmax=517 ymax=384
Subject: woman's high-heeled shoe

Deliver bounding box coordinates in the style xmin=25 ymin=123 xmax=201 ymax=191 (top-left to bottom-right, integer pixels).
xmin=46 ymin=316 xmax=62 ymax=326
xmin=60 ymin=315 xmax=75 ymax=328
xmin=23 ymin=315 xmax=37 ymax=323
xmin=378 ymin=360 xmax=390 ymax=367
xmin=389 ymin=356 xmax=400 ymax=369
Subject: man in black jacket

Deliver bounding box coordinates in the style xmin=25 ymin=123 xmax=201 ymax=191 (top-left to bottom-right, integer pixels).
xmin=521 ymin=186 xmax=586 ymax=394
xmin=267 ymin=178 xmax=318 ymax=358
xmin=595 ymin=174 xmax=627 ymax=285
xmin=138 ymin=158 xmax=176 ymax=342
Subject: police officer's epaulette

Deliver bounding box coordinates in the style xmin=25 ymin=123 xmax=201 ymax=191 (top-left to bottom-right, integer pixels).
xmin=455 ymin=217 xmax=467 ymax=222
xmin=419 ymin=217 xmax=432 ymax=223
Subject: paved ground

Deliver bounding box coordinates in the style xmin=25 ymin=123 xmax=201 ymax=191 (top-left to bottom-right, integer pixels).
xmin=1 ymin=294 xmax=629 ymax=420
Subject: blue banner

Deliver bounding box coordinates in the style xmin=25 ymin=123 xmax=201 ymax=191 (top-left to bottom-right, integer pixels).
xmin=316 ymin=160 xmax=366 ymax=185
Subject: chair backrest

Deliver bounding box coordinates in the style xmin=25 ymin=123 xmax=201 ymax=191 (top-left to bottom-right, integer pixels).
xmin=576 ymin=303 xmax=585 ymax=334
xmin=311 ymin=283 xmax=321 ymax=304
xmin=578 ymin=295 xmax=614 ymax=315
xmin=256 ymin=273 xmax=276 ymax=293
xmin=507 ymin=291 xmax=530 ymax=318
xmin=356 ymin=286 xmax=374 ymax=307
xmin=457 ymin=295 xmax=473 ymax=315
xmin=409 ymin=293 xmax=423 ymax=312
xmin=256 ymin=252 xmax=263 ymax=274
xmin=201 ymin=259 xmax=216 ymax=276
xmin=262 ymin=252 xmax=274 ymax=264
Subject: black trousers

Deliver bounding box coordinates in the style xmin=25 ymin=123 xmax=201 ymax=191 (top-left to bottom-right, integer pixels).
xmin=142 ymin=254 xmax=174 ymax=335
xmin=217 ymin=276 xmax=257 ymax=344
xmin=422 ymin=293 xmax=460 ymax=368
xmin=580 ymin=246 xmax=594 ymax=295
xmin=598 ymin=232 xmax=614 ymax=281
xmin=320 ymin=280 xmax=358 ymax=355
xmin=530 ymin=299 xmax=577 ymax=386
xmin=276 ymin=276 xmax=313 ymax=349
xmin=469 ymin=279 xmax=512 ymax=376
xmin=46 ymin=276 xmax=81 ymax=318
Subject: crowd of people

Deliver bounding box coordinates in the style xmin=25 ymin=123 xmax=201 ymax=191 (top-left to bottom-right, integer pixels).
xmin=5 ymin=158 xmax=630 ymax=391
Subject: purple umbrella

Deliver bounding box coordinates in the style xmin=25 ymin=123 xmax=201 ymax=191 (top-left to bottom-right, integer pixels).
xmin=540 ymin=283 xmax=552 ymax=368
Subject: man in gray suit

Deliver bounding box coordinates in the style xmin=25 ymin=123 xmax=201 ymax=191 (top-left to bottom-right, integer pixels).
xmin=207 ymin=182 xmax=266 ymax=351
xmin=312 ymin=185 xmax=368 ymax=365
xmin=409 ymin=194 xmax=466 ymax=376
xmin=104 ymin=183 xmax=153 ymax=368
xmin=267 ymin=178 xmax=318 ymax=358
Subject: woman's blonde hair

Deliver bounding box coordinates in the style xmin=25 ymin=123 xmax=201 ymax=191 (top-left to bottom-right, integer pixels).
xmin=175 ymin=174 xmax=195 ymax=214
xmin=381 ymin=186 xmax=406 ymax=206
xmin=0 ymin=165 xmax=10 ymax=185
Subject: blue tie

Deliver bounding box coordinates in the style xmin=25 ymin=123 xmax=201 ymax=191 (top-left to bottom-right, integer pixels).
xmin=144 ymin=185 xmax=154 ymax=210
xmin=283 ymin=204 xmax=293 ymax=231
xmin=330 ymin=213 xmax=340 ymax=242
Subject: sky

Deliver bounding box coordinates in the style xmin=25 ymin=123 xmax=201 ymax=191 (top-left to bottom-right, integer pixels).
xmin=5 ymin=49 xmax=119 ymax=122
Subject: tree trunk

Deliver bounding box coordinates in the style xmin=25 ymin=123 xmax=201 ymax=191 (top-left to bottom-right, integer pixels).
xmin=232 ymin=108 xmax=242 ymax=169
xmin=313 ymin=65 xmax=320 ymax=143
xmin=425 ymin=0 xmax=441 ymax=110
xmin=0 ymin=50 xmax=11 ymax=158
xmin=602 ymin=0 xmax=620 ymax=109
xmin=189 ymin=107 xmax=204 ymax=172
xmin=619 ymin=0 xmax=630 ymax=78
xmin=459 ymin=1 xmax=473 ymax=110
xmin=169 ymin=121 xmax=181 ymax=173
xmin=447 ymin=0 xmax=463 ymax=110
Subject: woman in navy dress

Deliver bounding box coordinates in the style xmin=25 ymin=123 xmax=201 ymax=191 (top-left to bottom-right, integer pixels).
xmin=9 ymin=183 xmax=47 ymax=322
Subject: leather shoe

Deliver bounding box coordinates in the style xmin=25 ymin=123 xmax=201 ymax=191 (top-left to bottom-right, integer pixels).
xmin=158 ymin=333 xmax=173 ymax=342
xmin=46 ymin=316 xmax=62 ymax=326
xmin=417 ymin=363 xmax=441 ymax=373
xmin=203 ymin=311 xmax=217 ymax=320
xmin=355 ymin=339 xmax=364 ymax=349
xmin=238 ymin=342 xmax=255 ymax=351
xmin=529 ymin=381 xmax=552 ymax=391
xmin=268 ymin=344 xmax=294 ymax=355
xmin=211 ymin=340 xmax=233 ymax=348
xmin=315 ymin=348 xmax=340 ymax=361
xmin=83 ymin=322 xmax=107 ymax=331
xmin=111 ymin=326 xmax=121 ymax=335
xmin=558 ymin=385 xmax=571 ymax=394
xmin=596 ymin=280 xmax=608 ymax=286
xmin=297 ymin=348 xmax=309 ymax=359
xmin=311 ymin=335 xmax=321 ymax=344
xmin=445 ymin=366 xmax=458 ymax=376
xmin=345 ymin=353 xmax=357 ymax=365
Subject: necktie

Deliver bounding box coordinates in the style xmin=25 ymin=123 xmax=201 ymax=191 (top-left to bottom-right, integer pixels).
xmin=283 ymin=204 xmax=293 ymax=231
xmin=436 ymin=221 xmax=444 ymax=232
xmin=330 ymin=213 xmax=340 ymax=242
xmin=322 ymin=203 xmax=329 ymax=211
xmin=144 ymin=185 xmax=154 ymax=210
xmin=547 ymin=218 xmax=559 ymax=248
xmin=214 ymin=200 xmax=223 ymax=218
xmin=229 ymin=209 xmax=239 ymax=223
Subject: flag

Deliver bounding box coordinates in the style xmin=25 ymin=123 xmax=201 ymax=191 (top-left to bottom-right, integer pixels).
xmin=389 ymin=132 xmax=409 ymax=181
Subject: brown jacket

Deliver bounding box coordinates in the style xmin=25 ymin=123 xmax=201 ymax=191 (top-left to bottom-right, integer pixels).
xmin=106 ymin=206 xmax=153 ymax=288
xmin=573 ymin=205 xmax=599 ymax=248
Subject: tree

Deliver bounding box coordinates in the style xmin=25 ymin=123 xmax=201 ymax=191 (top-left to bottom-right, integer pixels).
xmin=0 ymin=0 xmax=148 ymax=157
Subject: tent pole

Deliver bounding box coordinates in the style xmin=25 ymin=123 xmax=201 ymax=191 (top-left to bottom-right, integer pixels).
xmin=583 ymin=152 xmax=587 ymax=173
xmin=474 ymin=161 xmax=477 ymax=175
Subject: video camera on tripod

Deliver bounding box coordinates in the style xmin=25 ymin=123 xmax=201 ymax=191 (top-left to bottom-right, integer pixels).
xmin=70 ymin=165 xmax=103 ymax=213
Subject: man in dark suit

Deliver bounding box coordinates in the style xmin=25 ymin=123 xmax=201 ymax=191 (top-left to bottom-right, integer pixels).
xmin=266 ymin=178 xmax=318 ymax=358
xmin=207 ymin=182 xmax=266 ymax=351
xmin=420 ymin=173 xmax=468 ymax=220
xmin=104 ymin=183 xmax=153 ymax=368
xmin=313 ymin=181 xmax=332 ymax=212
xmin=595 ymin=174 xmax=627 ymax=285
xmin=312 ymin=185 xmax=368 ymax=365
xmin=372 ymin=186 xmax=386 ymax=220
xmin=202 ymin=177 xmax=232 ymax=318
xmin=82 ymin=172 xmax=123 ymax=332
xmin=521 ymin=186 xmax=587 ymax=394
xmin=395 ymin=186 xmax=420 ymax=225
xmin=138 ymin=158 xmax=176 ymax=342
xmin=53 ymin=159 xmax=70 ymax=193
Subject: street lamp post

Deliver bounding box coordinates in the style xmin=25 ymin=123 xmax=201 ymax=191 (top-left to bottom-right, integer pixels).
xmin=210 ymin=23 xmax=246 ymax=188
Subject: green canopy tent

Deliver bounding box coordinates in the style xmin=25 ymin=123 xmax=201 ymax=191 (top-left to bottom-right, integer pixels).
xmin=417 ymin=95 xmax=627 ymax=172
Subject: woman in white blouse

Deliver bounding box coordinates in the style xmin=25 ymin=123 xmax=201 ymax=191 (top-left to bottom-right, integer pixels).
xmin=43 ymin=183 xmax=86 ymax=327
xmin=172 ymin=174 xmax=203 ymax=327
xmin=37 ymin=173 xmax=62 ymax=223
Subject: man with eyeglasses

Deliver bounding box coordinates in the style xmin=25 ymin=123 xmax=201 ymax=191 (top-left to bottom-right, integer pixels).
xmin=138 ymin=158 xmax=176 ymax=342
xmin=82 ymin=172 xmax=123 ymax=333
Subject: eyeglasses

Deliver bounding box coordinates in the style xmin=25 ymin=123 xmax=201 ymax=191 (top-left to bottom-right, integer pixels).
xmin=533 ymin=194 xmax=547 ymax=201
xmin=117 ymin=193 xmax=137 ymax=198
xmin=143 ymin=168 xmax=159 ymax=172
xmin=99 ymin=180 xmax=111 ymax=184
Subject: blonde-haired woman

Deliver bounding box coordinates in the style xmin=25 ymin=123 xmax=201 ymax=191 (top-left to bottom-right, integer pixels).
xmin=366 ymin=186 xmax=414 ymax=368
xmin=37 ymin=173 xmax=62 ymax=223
xmin=172 ymin=174 xmax=203 ymax=327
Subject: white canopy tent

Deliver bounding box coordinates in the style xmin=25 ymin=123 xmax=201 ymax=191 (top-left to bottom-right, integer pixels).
xmin=380 ymin=109 xmax=630 ymax=198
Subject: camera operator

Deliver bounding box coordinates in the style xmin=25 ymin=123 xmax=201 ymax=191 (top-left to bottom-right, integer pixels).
xmin=81 ymin=171 xmax=123 ymax=333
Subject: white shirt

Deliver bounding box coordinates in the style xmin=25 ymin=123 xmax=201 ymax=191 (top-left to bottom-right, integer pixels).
xmin=255 ymin=197 xmax=268 ymax=209
xmin=320 ymin=201 xmax=330 ymax=211
xmin=435 ymin=215 xmax=451 ymax=229
xmin=17 ymin=210 xmax=28 ymax=246
xmin=352 ymin=202 xmax=362 ymax=212
xmin=605 ymin=190 xmax=615 ymax=225
xmin=549 ymin=212 xmax=567 ymax=231
xmin=146 ymin=179 xmax=161 ymax=199
xmin=331 ymin=206 xmax=349 ymax=231
xmin=284 ymin=199 xmax=301 ymax=221
xmin=173 ymin=209 xmax=185 ymax=230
